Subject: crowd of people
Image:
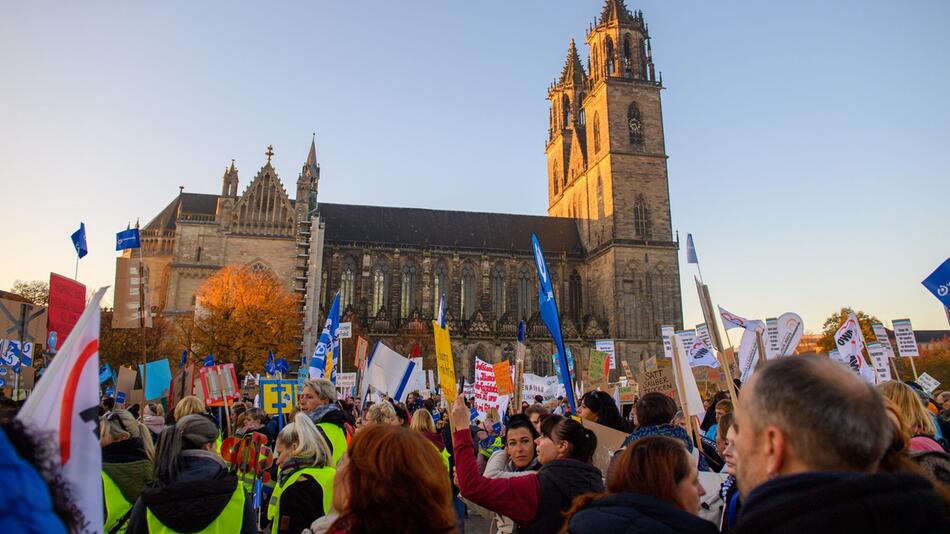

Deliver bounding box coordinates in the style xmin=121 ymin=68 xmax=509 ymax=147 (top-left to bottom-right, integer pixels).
xmin=1 ymin=356 xmax=950 ymax=533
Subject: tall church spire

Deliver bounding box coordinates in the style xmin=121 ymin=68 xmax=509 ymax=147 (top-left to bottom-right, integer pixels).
xmin=297 ymin=135 xmax=321 ymax=217
xmin=559 ymin=39 xmax=587 ymax=86
xmin=599 ymin=0 xmax=635 ymax=25
xmin=306 ymin=132 xmax=317 ymax=167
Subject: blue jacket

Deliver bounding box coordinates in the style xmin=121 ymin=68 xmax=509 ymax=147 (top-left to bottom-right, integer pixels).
xmin=0 ymin=427 xmax=67 ymax=533
xmin=566 ymin=492 xmax=719 ymax=534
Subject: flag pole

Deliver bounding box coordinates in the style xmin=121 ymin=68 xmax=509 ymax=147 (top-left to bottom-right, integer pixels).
xmin=74 ymin=255 xmax=79 ymax=281
xmin=138 ymin=241 xmax=148 ymax=418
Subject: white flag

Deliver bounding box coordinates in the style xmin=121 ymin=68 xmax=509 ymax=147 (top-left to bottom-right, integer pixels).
xmin=18 ymin=287 xmax=108 ymax=534
xmin=362 ymin=342 xmax=417 ymax=402
xmin=834 ymin=312 xmax=865 ymax=360
xmin=719 ymin=306 xmax=750 ymax=330
xmin=672 ymin=334 xmax=707 ymax=420
xmin=737 ymin=320 xmax=766 ymax=383
xmin=687 ymin=332 xmax=719 ymax=369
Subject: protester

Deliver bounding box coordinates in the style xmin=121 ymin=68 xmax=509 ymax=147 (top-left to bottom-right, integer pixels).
xmin=411 ymin=408 xmax=450 ymax=471
xmin=732 ymin=357 xmax=949 ymax=533
xmin=393 ymin=402 xmax=411 ymax=427
xmin=267 ymin=413 xmax=335 ymax=534
xmin=323 ymin=424 xmax=457 ymax=533
xmin=879 ymin=381 xmax=944 ymax=452
xmin=301 ymin=379 xmax=354 ymax=466
xmin=483 ymin=414 xmax=540 ymax=534
xmin=699 ymin=391 xmax=730 ymax=433
xmin=674 ymin=410 xmax=722 ymax=472
xmin=715 ymin=412 xmax=734 ymax=459
xmin=524 ymin=403 xmax=548 ymax=435
xmin=578 ymin=390 xmax=627 ymax=432
xmin=126 ymin=414 xmax=257 ymax=533
xmin=624 ymin=392 xmax=709 ymax=471
xmin=101 ymin=409 xmax=156 ymax=533
xmin=450 ymin=394 xmax=603 ymax=533
xmin=234 ymin=407 xmax=267 ymax=437
xmin=937 ymin=391 xmax=950 ymax=421
xmin=562 ymin=435 xmax=716 ymax=534
xmin=363 ymin=401 xmax=399 ymax=426
xmin=1 ymin=416 xmax=77 ymax=532
xmin=142 ymin=402 xmax=166 ymax=442
xmin=173 ymin=395 xmax=206 ymax=422
xmin=880 ymin=397 xmax=950 ymax=487
xmin=718 ymin=422 xmax=741 ymax=532
xmin=703 ymin=399 xmax=733 ymax=441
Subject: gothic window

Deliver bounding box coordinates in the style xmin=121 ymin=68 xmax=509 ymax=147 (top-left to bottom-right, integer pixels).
xmin=562 ymin=95 xmax=571 ymax=127
xmin=372 ymin=265 xmax=388 ymax=314
xmin=569 ymin=270 xmax=582 ymax=321
xmin=639 ymin=38 xmax=648 ymax=79
xmin=340 ymin=264 xmax=355 ymax=309
xmin=250 ymin=261 xmax=267 ymax=273
xmin=320 ymin=270 xmax=328 ymax=309
xmin=460 ymin=265 xmax=476 ymax=320
xmin=517 ymin=269 xmax=532 ymax=320
xmin=605 ymin=37 xmax=615 ymax=75
xmin=578 ymin=108 xmax=586 ymax=128
xmin=622 ymin=280 xmax=636 ymax=337
xmin=553 ymin=164 xmax=560 ymax=195
xmin=596 ymin=175 xmax=605 ymax=219
xmin=400 ymin=263 xmax=418 ymax=318
xmin=622 ymin=34 xmax=632 ymax=73
xmin=592 ymin=112 xmax=601 ymax=154
xmin=491 ymin=265 xmax=506 ymax=320
xmin=432 ymin=263 xmax=447 ymax=317
xmin=634 ymin=195 xmax=651 ymax=238
xmin=627 ymin=102 xmax=644 ymax=145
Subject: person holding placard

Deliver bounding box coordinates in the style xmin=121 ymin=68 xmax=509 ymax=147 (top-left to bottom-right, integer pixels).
xmin=483 ymin=414 xmax=541 ymax=534
xmin=578 ymin=391 xmax=627 ymax=433
xmin=623 ymin=393 xmax=709 ymax=472
xmin=301 ymin=379 xmax=355 ymax=466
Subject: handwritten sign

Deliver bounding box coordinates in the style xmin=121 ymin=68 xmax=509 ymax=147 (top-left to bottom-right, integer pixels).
xmin=638 ymin=367 xmax=678 ymax=405
xmin=595 ymin=339 xmax=616 ymax=369
xmin=588 ymin=350 xmax=609 ymax=385
xmin=493 ymin=360 xmax=514 ymax=396
xmin=474 ymin=357 xmax=499 ymax=416
xmin=433 ymin=322 xmax=457 ymax=402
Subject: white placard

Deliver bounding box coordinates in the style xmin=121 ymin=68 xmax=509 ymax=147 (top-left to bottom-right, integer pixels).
xmin=474 ymin=357 xmax=500 ymax=417
xmin=867 ymin=342 xmax=892 ymax=383
xmin=660 ymin=326 xmax=675 ymax=359
xmin=871 ymin=323 xmax=895 ymax=359
xmin=695 ymin=324 xmax=714 ymax=351
xmin=337 ymin=322 xmax=352 ymax=339
xmin=595 ymin=339 xmax=616 ymax=369
xmin=892 ymin=319 xmax=919 ymax=357
xmin=336 ymin=372 xmax=357 ymax=389
xmin=917 ymin=372 xmax=940 ymax=394
xmin=766 ymin=318 xmax=780 ymax=358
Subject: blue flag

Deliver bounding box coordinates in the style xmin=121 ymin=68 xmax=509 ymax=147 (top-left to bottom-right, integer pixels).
xmin=265 ymin=351 xmax=276 ymax=375
xmin=518 ymin=320 xmax=526 ymax=343
xmin=252 ymin=478 xmax=262 ymax=510
xmin=179 ymin=350 xmax=187 ymax=369
xmin=686 ymin=233 xmax=698 ymax=264
xmin=203 ymin=354 xmax=215 ymax=367
xmin=116 ymin=227 xmax=141 ymax=251
xmin=71 ymin=222 xmax=88 ymax=259
xmin=437 ymin=293 xmax=446 ymax=328
xmin=531 ymin=233 xmax=576 ymax=414
xmin=309 ymin=292 xmax=341 ymax=382
xmin=922 ymin=258 xmax=950 ymax=309
xmin=275 ymin=357 xmax=289 ymax=375
xmin=99 ymin=363 xmax=113 ymax=384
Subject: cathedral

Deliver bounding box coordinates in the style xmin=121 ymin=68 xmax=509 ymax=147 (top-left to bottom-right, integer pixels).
xmin=137 ymin=0 xmax=683 ymax=380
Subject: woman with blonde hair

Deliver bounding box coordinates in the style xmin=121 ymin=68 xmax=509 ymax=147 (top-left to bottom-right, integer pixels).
xmin=363 ymin=401 xmax=399 ymax=426
xmin=410 ymin=408 xmax=450 ymax=470
xmin=267 ymin=413 xmax=336 ymax=534
xmin=100 ymin=409 xmax=156 ymax=533
xmin=173 ymin=395 xmax=206 ymax=422
xmin=879 ymin=381 xmax=943 ymax=452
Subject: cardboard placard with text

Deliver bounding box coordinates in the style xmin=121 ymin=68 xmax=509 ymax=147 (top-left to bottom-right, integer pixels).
xmin=637 ymin=367 xmax=679 ymax=406
xmin=199 ymin=363 xmax=240 ymax=406
xmin=587 ymin=350 xmax=610 ymax=387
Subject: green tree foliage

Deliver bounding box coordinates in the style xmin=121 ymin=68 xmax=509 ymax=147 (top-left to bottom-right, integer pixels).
xmin=10 ymin=279 xmax=49 ymax=306
xmin=818 ymin=308 xmax=881 ymax=352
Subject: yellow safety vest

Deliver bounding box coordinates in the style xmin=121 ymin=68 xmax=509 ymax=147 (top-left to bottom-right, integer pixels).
xmin=145 ymin=483 xmax=245 ymax=534
xmin=102 ymin=471 xmax=132 ymax=534
xmin=267 ymin=466 xmax=335 ymax=534
xmin=317 ymin=422 xmax=347 ymax=466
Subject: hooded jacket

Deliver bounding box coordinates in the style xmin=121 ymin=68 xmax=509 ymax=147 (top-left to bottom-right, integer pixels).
xmin=733 ymin=471 xmax=950 ymax=534
xmin=0 ymin=426 xmax=67 ymax=533
xmin=102 ymin=438 xmax=155 ymax=504
xmin=126 ymin=452 xmax=256 ymax=534
xmin=453 ymin=429 xmax=605 ymax=534
xmin=565 ymin=492 xmax=719 ymax=534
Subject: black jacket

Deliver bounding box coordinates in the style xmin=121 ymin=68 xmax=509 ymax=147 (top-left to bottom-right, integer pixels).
xmin=566 ymin=492 xmax=719 ymax=534
xmin=733 ymin=471 xmax=950 ymax=534
xmin=102 ymin=438 xmax=155 ymax=504
xmin=126 ymin=454 xmax=256 ymax=534
xmin=526 ymin=459 xmax=605 ymax=534
xmin=272 ymin=475 xmax=325 ymax=534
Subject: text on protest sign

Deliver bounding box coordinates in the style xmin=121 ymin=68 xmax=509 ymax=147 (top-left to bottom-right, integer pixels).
xmin=637 ymin=367 xmax=678 ymax=405
xmin=493 ymin=360 xmax=514 ymax=396
xmin=259 ymin=380 xmax=298 ymax=415
xmin=595 ymin=339 xmax=616 ymax=369
xmin=433 ymin=321 xmax=457 ymax=402
xmin=660 ymin=326 xmax=675 ymax=359
xmin=892 ymin=319 xmax=919 ymax=357
xmin=474 ymin=357 xmax=500 ymax=416
xmin=867 ymin=342 xmax=892 ymax=383
xmin=200 ymin=363 xmax=240 ymax=406
xmin=917 ymin=372 xmax=941 ymax=394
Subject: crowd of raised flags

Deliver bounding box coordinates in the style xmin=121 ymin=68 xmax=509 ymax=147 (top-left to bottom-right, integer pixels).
xmin=0 ymin=226 xmax=947 ymax=532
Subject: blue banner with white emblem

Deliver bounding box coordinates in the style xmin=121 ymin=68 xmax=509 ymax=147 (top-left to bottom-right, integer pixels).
xmin=531 ymin=233 xmax=576 ymax=413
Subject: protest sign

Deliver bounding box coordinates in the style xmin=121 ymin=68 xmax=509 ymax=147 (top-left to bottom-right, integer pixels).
xmin=638 ymin=367 xmax=677 ymax=404
xmin=834 ymin=312 xmax=864 ymax=360
xmin=737 ymin=320 xmax=766 ymax=383
xmin=128 ymin=389 xmax=144 ymax=407
xmin=138 ymin=359 xmax=172 ymax=401
xmin=259 ymin=380 xmax=298 ymax=415
xmin=200 ymin=363 xmax=240 ymax=406
xmin=618 ymin=383 xmax=638 ymax=404
xmin=660 ymin=326 xmax=675 ymax=359
xmin=521 ymin=373 xmax=560 ymax=403
xmin=867 ymin=342 xmax=892 ymax=383
xmin=645 ymin=355 xmax=657 ymax=373
xmin=695 ymin=324 xmax=714 ymax=351
xmin=112 ymin=258 xmax=152 ymax=328
xmin=493 ymin=360 xmax=514 ymax=396
xmin=777 ymin=312 xmax=804 ymax=355
xmin=432 ymin=320 xmax=457 ymax=402
xmin=581 ymin=418 xmax=628 ymax=476
xmin=921 ymin=258 xmax=950 ymax=308
xmin=115 ymin=366 xmax=137 ymax=401
xmin=621 ymin=360 xmax=634 ymax=381
xmin=892 ymin=319 xmax=919 ymax=357
xmin=0 ymin=298 xmax=47 ymax=346
xmin=765 ymin=318 xmax=780 ymax=358
xmin=917 ymin=372 xmax=941 ymax=394
xmin=871 ymin=323 xmax=895 ymax=358
xmin=587 ymin=350 xmax=609 ymax=386
xmin=595 ymin=339 xmax=616 ymax=369
xmin=354 ymin=336 xmax=369 ymax=369
xmin=337 ymin=372 xmax=357 ymax=391
xmin=337 ymin=321 xmax=352 ymax=339
xmin=474 ymin=357 xmax=500 ymax=417
xmin=169 ymin=363 xmax=196 ymax=409
xmin=47 ymin=273 xmax=86 ymax=341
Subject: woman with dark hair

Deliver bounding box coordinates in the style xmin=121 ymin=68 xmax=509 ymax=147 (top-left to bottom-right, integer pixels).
xmin=449 ymin=394 xmax=604 ymax=533
xmin=325 ymin=424 xmax=456 ymax=533
xmin=562 ymin=436 xmax=717 ymax=534
xmin=579 ymin=390 xmax=627 ymax=432
xmin=624 ymin=392 xmax=709 ymax=471
xmin=126 ymin=414 xmax=257 ymax=533
xmin=484 ymin=414 xmax=541 ymax=534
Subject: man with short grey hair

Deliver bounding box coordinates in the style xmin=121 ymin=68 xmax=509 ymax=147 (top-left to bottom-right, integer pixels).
xmin=733 ymin=357 xmax=948 ymax=533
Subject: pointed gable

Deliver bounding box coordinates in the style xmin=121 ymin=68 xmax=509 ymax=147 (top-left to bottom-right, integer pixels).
xmin=232 ymin=161 xmax=296 ymax=237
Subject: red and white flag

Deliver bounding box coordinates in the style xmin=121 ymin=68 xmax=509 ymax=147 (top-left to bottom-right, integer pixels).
xmin=718 ymin=306 xmax=750 ymax=330
xmin=834 ymin=312 xmax=865 ymax=360
xmin=18 ymin=287 xmax=108 ymax=534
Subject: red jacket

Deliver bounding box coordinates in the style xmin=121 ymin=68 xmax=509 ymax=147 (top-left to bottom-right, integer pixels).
xmin=452 ymin=429 xmax=540 ymax=524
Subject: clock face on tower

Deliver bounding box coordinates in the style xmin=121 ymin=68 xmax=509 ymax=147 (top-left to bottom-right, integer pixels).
xmin=628 ymin=116 xmax=642 ymax=136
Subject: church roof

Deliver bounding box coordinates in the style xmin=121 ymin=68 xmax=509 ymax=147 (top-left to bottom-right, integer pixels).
xmin=143 ymin=192 xmax=220 ymax=231
xmin=560 ymin=39 xmax=587 ymax=86
xmin=599 ymin=0 xmax=635 ymax=25
xmin=319 ymin=202 xmax=583 ymax=256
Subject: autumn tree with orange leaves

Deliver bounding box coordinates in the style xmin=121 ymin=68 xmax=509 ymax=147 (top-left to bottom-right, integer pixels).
xmin=193 ymin=266 xmax=301 ymax=374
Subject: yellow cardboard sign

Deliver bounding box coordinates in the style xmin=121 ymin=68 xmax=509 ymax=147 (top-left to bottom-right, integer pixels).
xmin=260 ymin=380 xmax=298 ymax=415
xmin=433 ymin=320 xmax=457 ymax=402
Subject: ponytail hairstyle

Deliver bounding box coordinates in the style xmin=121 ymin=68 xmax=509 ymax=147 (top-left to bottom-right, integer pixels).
xmin=276 ymin=413 xmax=332 ymax=468
xmin=539 ymin=415 xmax=597 ymax=463
xmin=174 ymin=395 xmax=206 ymax=422
xmin=154 ymin=414 xmax=218 ymax=483
xmin=100 ymin=409 xmax=156 ymax=461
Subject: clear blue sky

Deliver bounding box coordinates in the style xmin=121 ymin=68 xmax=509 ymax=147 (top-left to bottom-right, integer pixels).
xmin=1 ymin=0 xmax=948 ymax=333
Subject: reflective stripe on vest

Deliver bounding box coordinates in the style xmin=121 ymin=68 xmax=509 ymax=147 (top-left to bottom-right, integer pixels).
xmin=267 ymin=466 xmax=336 ymax=534
xmin=145 ymin=483 xmax=245 ymax=534
xmin=102 ymin=471 xmax=132 ymax=534
xmin=317 ymin=422 xmax=347 ymax=466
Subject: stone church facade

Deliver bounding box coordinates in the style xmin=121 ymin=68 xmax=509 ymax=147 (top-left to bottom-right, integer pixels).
xmin=138 ymin=0 xmax=682 ymax=381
